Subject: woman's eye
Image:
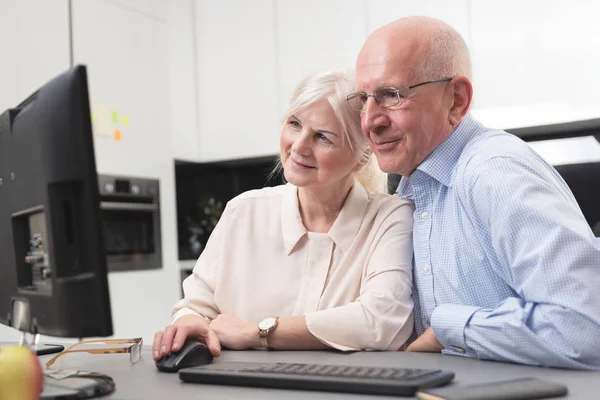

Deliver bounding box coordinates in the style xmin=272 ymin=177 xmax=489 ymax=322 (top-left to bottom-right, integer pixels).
xmin=317 ymin=133 xmax=331 ymax=143
xmin=289 ymin=120 xmax=301 ymax=129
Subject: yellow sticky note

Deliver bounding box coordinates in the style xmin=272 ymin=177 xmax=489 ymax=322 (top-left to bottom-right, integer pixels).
xmin=93 ymin=103 xmax=112 ymax=137
xmin=121 ymin=115 xmax=129 ymax=126
xmin=112 ymin=111 xmax=119 ymax=123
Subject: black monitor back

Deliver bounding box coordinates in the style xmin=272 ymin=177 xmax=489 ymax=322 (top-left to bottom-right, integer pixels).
xmin=0 ymin=65 xmax=113 ymax=337
xmin=555 ymin=161 xmax=600 ymax=237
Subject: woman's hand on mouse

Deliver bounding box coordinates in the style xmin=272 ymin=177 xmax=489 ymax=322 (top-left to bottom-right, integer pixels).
xmin=209 ymin=314 xmax=260 ymax=350
xmin=152 ymin=315 xmax=221 ymax=360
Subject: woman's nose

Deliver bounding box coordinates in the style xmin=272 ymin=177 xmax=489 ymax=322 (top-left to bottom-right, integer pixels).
xmin=291 ymin=131 xmax=312 ymax=156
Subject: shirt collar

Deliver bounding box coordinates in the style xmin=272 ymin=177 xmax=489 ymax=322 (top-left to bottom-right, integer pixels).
xmin=281 ymin=180 xmax=369 ymax=255
xmin=398 ymin=113 xmax=478 ymax=192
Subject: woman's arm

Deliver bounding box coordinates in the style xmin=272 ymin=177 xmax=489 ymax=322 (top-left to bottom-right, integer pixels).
xmin=153 ymin=205 xmax=235 ymax=358
xmin=209 ymin=314 xmax=329 ymax=350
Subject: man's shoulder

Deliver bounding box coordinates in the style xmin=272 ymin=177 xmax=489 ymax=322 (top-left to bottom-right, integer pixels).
xmin=455 ymin=126 xmax=542 ymax=180
xmin=450 ymin=122 xmax=555 ymax=202
xmin=461 ymin=129 xmax=529 ymax=164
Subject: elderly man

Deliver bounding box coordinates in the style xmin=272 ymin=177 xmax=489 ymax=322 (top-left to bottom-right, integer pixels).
xmin=349 ymin=16 xmax=600 ymax=369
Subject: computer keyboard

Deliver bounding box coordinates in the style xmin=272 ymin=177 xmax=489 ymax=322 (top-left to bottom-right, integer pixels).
xmin=179 ymin=362 xmax=455 ymax=396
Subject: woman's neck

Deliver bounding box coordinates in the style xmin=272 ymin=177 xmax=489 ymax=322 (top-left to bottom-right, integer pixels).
xmin=297 ymin=177 xmax=354 ymax=233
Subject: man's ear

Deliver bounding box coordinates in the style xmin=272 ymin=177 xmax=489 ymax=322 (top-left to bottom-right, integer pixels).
xmin=447 ymin=76 xmax=473 ymax=127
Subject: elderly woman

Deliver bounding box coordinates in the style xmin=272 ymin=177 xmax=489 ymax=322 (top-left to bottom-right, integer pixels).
xmin=153 ymin=70 xmax=414 ymax=360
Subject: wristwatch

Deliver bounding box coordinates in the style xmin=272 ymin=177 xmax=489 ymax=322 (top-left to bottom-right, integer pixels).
xmin=257 ymin=317 xmax=279 ymax=349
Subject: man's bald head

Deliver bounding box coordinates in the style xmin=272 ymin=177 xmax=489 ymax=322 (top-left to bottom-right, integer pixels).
xmin=358 ymin=16 xmax=472 ymax=83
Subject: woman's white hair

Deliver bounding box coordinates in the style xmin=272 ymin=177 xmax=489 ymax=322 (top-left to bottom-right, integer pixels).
xmin=275 ymin=69 xmax=386 ymax=194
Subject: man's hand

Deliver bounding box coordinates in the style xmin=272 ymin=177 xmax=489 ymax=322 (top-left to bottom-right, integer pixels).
xmin=209 ymin=314 xmax=259 ymax=350
xmin=152 ymin=314 xmax=221 ymax=360
xmin=406 ymin=327 xmax=444 ymax=352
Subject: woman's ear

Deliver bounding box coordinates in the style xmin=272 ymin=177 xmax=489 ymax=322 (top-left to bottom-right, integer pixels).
xmin=447 ymin=76 xmax=473 ymax=127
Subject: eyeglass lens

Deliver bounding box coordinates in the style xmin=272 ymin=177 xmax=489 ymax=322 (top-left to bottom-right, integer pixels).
xmin=130 ymin=339 xmax=142 ymax=363
xmin=347 ymin=88 xmax=401 ymax=111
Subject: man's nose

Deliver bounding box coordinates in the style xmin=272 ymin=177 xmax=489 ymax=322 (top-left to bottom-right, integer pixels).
xmin=361 ymin=98 xmax=389 ymax=134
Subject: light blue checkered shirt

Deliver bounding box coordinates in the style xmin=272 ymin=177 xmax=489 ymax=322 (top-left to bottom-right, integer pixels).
xmin=397 ymin=114 xmax=600 ymax=370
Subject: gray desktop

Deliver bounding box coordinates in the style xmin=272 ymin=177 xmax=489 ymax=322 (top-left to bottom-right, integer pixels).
xmin=39 ymin=346 xmax=600 ymax=399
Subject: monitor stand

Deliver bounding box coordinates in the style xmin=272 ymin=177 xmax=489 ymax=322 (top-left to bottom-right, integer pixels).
xmin=20 ymin=332 xmax=64 ymax=356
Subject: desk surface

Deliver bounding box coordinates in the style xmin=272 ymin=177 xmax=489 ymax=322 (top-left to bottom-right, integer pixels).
xmin=40 ymin=347 xmax=599 ymax=399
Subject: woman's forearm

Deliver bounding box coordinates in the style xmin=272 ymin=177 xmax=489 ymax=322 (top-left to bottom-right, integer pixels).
xmin=258 ymin=315 xmax=330 ymax=350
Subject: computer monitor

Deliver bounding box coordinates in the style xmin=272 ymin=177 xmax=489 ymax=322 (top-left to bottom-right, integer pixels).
xmin=0 ymin=65 xmax=113 ymax=339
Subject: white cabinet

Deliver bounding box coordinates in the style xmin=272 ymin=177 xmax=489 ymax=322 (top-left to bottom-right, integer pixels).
xmin=102 ymin=0 xmax=167 ymax=20
xmin=193 ymin=0 xmax=280 ymax=162
xmin=0 ymin=0 xmax=70 ymax=111
xmin=275 ymin=0 xmax=366 ymax=117
xmin=168 ymin=0 xmax=200 ymax=162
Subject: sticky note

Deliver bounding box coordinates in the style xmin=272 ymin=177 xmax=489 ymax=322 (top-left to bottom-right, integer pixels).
xmin=114 ymin=129 xmax=122 ymax=141
xmin=93 ymin=103 xmax=112 ymax=137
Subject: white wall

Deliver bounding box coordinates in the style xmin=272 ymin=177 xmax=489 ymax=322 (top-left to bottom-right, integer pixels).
xmin=468 ymin=0 xmax=600 ymax=129
xmin=0 ymin=0 xmax=70 ymax=115
xmin=0 ymin=0 xmax=71 ymax=342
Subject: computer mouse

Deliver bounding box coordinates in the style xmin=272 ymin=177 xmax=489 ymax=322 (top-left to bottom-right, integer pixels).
xmin=155 ymin=339 xmax=214 ymax=373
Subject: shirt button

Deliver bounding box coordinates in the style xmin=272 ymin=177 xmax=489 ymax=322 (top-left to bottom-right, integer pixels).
xmin=421 ymin=211 xmax=429 ymax=220
xmin=450 ymin=345 xmax=465 ymax=354
xmin=423 ymin=264 xmax=430 ymax=272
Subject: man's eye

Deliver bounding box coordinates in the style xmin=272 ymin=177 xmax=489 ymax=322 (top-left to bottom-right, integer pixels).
xmin=377 ymin=89 xmax=398 ymax=101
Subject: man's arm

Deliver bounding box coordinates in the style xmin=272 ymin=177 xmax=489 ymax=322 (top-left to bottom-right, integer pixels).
xmin=433 ymin=155 xmax=600 ymax=370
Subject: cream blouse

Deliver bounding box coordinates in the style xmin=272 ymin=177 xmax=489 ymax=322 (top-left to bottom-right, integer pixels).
xmin=172 ymin=180 xmax=414 ymax=351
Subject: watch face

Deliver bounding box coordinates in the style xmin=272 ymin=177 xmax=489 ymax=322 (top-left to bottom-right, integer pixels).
xmin=258 ymin=317 xmax=277 ymax=330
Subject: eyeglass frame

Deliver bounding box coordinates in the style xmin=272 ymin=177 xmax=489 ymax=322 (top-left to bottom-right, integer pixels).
xmin=45 ymin=337 xmax=143 ymax=368
xmin=346 ymin=77 xmax=454 ymax=112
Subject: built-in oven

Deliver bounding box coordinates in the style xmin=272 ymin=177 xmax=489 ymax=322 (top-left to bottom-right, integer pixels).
xmin=98 ymin=174 xmax=161 ymax=272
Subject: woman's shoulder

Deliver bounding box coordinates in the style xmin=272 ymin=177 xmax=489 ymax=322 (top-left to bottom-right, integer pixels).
xmin=364 ymin=191 xmax=414 ymax=227
xmin=368 ymin=191 xmax=413 ymax=211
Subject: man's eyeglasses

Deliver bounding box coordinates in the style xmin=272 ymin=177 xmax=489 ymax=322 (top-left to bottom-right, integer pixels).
xmin=45 ymin=338 xmax=143 ymax=368
xmin=346 ymin=77 xmax=453 ymax=112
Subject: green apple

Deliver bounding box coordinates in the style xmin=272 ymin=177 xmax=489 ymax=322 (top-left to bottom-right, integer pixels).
xmin=0 ymin=345 xmax=43 ymax=400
